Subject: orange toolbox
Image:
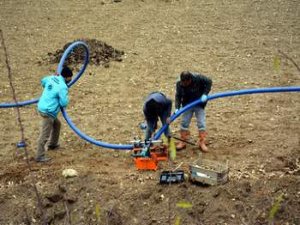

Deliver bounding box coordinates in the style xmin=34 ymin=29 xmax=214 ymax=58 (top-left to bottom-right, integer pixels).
xmin=134 ymin=152 xmax=158 ymax=171
xmin=131 ymin=140 xmax=168 ymax=170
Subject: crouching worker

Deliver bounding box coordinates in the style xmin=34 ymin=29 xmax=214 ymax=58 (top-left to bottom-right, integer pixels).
xmin=175 ymin=71 xmax=212 ymax=152
xmin=36 ymin=66 xmax=73 ymax=162
xmin=143 ymin=92 xmax=172 ymax=141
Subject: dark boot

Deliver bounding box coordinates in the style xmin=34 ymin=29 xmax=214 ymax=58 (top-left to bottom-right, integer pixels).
xmin=36 ymin=156 xmax=51 ymax=163
xmin=47 ymin=144 xmax=60 ymax=151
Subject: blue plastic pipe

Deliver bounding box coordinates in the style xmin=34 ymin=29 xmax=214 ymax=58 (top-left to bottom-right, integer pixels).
xmin=1 ymin=41 xmax=299 ymax=150
xmin=61 ymin=108 xmax=133 ymax=150
xmin=153 ymin=86 xmax=300 ymax=140
xmin=57 ymin=41 xmax=89 ymax=88
xmin=61 ymin=86 xmax=299 ymax=150
xmin=0 ymin=41 xmax=89 ymax=108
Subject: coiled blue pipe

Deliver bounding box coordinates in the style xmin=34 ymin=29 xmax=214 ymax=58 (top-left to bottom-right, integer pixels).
xmin=0 ymin=41 xmax=299 ymax=150
xmin=63 ymin=86 xmax=300 ymax=150
xmin=57 ymin=41 xmax=89 ymax=88
xmin=0 ymin=41 xmax=89 ymax=108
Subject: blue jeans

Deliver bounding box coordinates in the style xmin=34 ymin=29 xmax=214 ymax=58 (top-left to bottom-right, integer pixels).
xmin=180 ymin=106 xmax=206 ymax=131
xmin=145 ymin=111 xmax=170 ymax=140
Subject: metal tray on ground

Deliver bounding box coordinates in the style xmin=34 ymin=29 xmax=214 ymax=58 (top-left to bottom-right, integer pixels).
xmin=189 ymin=159 xmax=229 ymax=186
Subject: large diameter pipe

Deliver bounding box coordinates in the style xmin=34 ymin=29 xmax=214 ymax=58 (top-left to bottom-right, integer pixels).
xmin=153 ymin=86 xmax=300 ymax=140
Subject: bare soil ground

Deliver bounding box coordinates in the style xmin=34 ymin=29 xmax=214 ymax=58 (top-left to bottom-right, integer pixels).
xmin=0 ymin=0 xmax=299 ymax=224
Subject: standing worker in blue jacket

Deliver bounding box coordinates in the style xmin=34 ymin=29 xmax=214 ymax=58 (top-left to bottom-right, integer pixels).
xmin=175 ymin=71 xmax=212 ymax=152
xmin=36 ymin=66 xmax=73 ymax=162
xmin=143 ymin=92 xmax=172 ymax=141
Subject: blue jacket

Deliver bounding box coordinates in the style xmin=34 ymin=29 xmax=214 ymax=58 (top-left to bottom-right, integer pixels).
xmin=37 ymin=75 xmax=69 ymax=118
xmin=143 ymin=92 xmax=172 ymax=121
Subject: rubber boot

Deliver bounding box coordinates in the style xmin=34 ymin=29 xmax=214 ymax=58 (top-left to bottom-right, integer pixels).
xmin=176 ymin=130 xmax=190 ymax=151
xmin=198 ymin=131 xmax=208 ymax=152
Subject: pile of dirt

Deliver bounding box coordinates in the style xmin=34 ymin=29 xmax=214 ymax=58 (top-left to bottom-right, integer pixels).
xmin=44 ymin=38 xmax=124 ymax=67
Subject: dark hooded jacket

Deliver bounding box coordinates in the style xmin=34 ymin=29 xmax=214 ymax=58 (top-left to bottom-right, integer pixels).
xmin=175 ymin=73 xmax=212 ymax=109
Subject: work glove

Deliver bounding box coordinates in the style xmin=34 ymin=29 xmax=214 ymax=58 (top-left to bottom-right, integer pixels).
xmin=200 ymin=94 xmax=208 ymax=103
xmin=174 ymin=108 xmax=179 ymax=114
xmin=139 ymin=122 xmax=147 ymax=130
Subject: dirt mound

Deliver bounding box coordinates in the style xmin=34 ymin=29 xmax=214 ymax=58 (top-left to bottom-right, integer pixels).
xmin=44 ymin=38 xmax=124 ymax=67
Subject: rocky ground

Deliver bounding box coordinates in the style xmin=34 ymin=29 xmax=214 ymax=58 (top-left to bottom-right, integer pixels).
xmin=0 ymin=0 xmax=299 ymax=224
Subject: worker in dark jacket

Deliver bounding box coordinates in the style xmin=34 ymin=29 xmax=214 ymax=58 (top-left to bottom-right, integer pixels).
xmin=175 ymin=71 xmax=212 ymax=152
xmin=143 ymin=92 xmax=172 ymax=140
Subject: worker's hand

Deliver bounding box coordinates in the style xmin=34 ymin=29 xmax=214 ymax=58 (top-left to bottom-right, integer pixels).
xmin=174 ymin=108 xmax=179 ymax=114
xmin=200 ymin=94 xmax=208 ymax=103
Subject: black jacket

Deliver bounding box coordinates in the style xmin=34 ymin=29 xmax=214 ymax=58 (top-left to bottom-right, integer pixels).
xmin=175 ymin=73 xmax=212 ymax=109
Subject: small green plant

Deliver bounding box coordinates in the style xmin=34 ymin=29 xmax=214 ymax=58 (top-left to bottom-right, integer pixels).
xmin=273 ymin=55 xmax=281 ymax=72
xmin=176 ymin=201 xmax=193 ymax=209
xmin=174 ymin=201 xmax=192 ymax=225
xmin=268 ymin=193 xmax=284 ymax=223
xmin=95 ymin=203 xmax=101 ymax=224
xmin=174 ymin=215 xmax=181 ymax=225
